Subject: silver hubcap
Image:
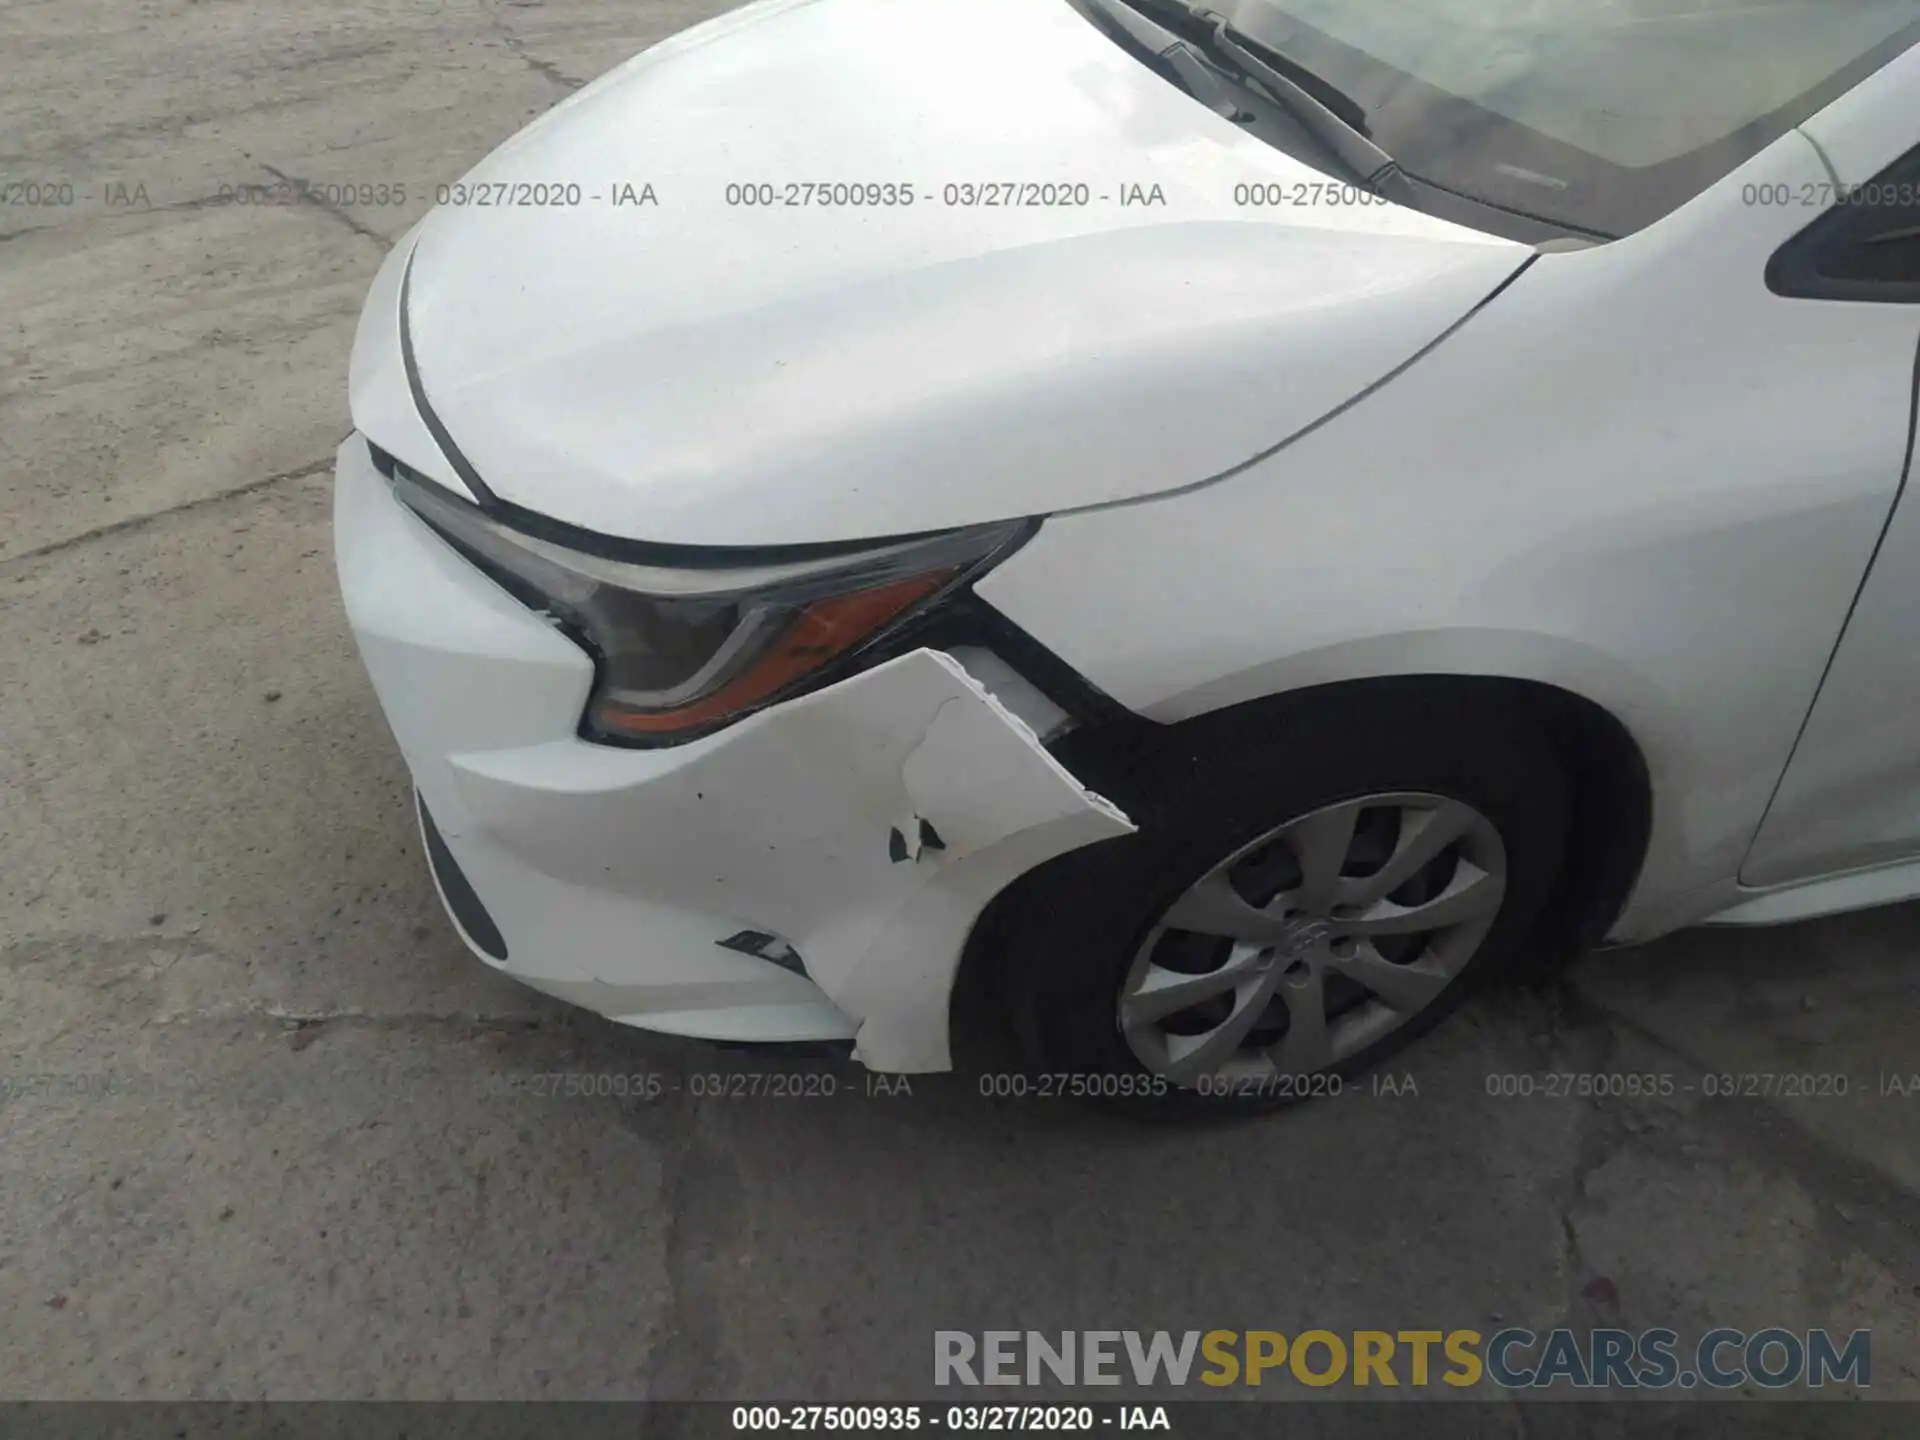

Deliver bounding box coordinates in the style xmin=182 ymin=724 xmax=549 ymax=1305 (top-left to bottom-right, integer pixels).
xmin=1118 ymin=792 xmax=1508 ymax=1088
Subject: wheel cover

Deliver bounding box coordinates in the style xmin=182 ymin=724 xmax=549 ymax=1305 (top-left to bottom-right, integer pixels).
xmin=1117 ymin=791 xmax=1508 ymax=1088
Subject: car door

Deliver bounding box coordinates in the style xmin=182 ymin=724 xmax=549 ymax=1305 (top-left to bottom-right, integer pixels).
xmin=1741 ymin=134 xmax=1920 ymax=890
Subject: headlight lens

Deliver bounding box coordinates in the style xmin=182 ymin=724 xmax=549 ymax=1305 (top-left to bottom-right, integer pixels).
xmin=382 ymin=453 xmax=1031 ymax=744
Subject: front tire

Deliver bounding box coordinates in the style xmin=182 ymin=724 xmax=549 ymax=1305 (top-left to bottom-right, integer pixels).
xmin=996 ymin=688 xmax=1571 ymax=1115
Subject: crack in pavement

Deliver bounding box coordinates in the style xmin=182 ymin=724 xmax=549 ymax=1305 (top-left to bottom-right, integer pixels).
xmin=0 ymin=456 xmax=334 ymax=574
xmin=258 ymin=163 xmax=394 ymax=248
xmin=1547 ymin=980 xmax=1920 ymax=1295
xmin=490 ymin=4 xmax=588 ymax=91
xmin=1523 ymin=985 xmax=1633 ymax=1321
xmin=150 ymin=1005 xmax=551 ymax=1035
xmin=618 ymin=1082 xmax=747 ymax=1409
xmin=4 ymin=933 xmax=558 ymax=1036
xmin=1478 ymin=972 xmax=1920 ymax=1342
xmin=0 ymin=189 xmax=257 ymax=245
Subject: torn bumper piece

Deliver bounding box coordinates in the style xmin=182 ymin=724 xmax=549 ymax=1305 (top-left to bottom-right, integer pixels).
xmin=334 ymin=436 xmax=1133 ymax=1071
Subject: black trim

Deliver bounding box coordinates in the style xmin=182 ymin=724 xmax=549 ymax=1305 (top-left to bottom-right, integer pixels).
xmin=1744 ymin=331 xmax=1920 ymax=869
xmin=368 ymin=433 xmax=974 ymax=572
xmin=870 ymin=590 xmax=1145 ymax=736
xmin=1767 ymin=143 xmax=1920 ymax=304
xmin=372 ymin=440 xmax=588 ymax=621
xmin=714 ymin=929 xmax=808 ymax=976
xmin=485 ymin=491 xmax=970 ymax=571
xmin=367 ymin=437 xmax=1118 ymax=748
xmin=706 ymin=1037 xmax=856 ymax=1059
xmin=1397 ymin=171 xmax=1613 ymax=250
xmin=417 ymin=794 xmax=509 ymax=961
xmin=398 ymin=252 xmax=499 ymax=507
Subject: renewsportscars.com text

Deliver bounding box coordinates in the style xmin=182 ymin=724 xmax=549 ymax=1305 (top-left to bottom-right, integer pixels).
xmin=934 ymin=1328 xmax=1871 ymax=1390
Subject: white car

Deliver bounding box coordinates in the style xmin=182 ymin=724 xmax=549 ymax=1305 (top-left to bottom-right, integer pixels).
xmin=335 ymin=0 xmax=1920 ymax=1106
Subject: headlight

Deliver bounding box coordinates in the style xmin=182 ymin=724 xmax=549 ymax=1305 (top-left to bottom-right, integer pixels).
xmin=378 ymin=449 xmax=1033 ymax=745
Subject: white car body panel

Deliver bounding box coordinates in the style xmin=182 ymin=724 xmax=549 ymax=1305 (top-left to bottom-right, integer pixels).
xmin=403 ymin=0 xmax=1526 ymax=546
xmin=1736 ymin=44 xmax=1920 ymax=890
xmin=1742 ymin=426 xmax=1920 ymax=889
xmin=1797 ymin=37 xmax=1920 ymax=185
xmin=336 ymin=437 xmax=1132 ymax=1070
xmin=979 ymin=126 xmax=1920 ymax=943
xmin=336 ymin=2 xmax=1920 ymax=1069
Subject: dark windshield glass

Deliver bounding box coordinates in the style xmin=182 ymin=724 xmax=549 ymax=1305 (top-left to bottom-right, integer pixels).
xmin=1217 ymin=0 xmax=1920 ymax=235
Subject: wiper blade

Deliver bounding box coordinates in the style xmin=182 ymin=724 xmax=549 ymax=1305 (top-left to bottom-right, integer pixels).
xmin=1114 ymin=0 xmax=1413 ymax=198
xmin=1078 ymin=0 xmax=1256 ymax=122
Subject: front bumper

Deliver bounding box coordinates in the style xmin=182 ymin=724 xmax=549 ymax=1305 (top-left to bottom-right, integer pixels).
xmin=333 ymin=435 xmax=1133 ymax=1071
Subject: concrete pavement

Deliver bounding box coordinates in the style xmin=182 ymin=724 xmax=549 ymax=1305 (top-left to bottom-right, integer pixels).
xmin=2 ymin=0 xmax=1916 ymax=1408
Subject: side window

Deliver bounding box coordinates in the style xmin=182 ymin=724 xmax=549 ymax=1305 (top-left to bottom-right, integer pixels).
xmin=1767 ymin=143 xmax=1920 ymax=303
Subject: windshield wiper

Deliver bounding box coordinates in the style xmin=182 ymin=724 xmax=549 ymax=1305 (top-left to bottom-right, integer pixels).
xmin=1078 ymin=0 xmax=1256 ymax=121
xmin=1101 ymin=0 xmax=1415 ymax=200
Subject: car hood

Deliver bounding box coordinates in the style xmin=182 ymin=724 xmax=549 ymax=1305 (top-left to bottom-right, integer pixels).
xmin=402 ymin=0 xmax=1529 ymax=547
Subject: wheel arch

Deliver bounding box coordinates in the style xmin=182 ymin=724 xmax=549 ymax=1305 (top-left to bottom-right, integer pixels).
xmin=950 ymin=670 xmax=1652 ymax=1059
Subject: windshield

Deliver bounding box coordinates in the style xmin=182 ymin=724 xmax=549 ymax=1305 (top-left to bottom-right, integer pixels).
xmin=1201 ymin=0 xmax=1920 ymax=235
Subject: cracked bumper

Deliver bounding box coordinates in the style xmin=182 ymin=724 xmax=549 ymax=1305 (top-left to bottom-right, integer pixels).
xmin=333 ymin=436 xmax=1133 ymax=1070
